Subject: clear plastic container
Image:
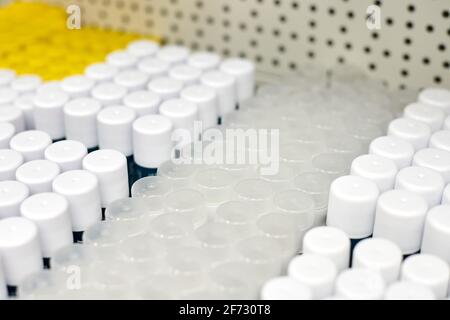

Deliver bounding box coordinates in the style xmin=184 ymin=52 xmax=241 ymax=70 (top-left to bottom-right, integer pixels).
xmin=193 ymin=167 xmax=236 ymax=204
xmin=131 ymin=176 xmax=172 ymax=198
xmin=157 ymin=161 xmax=197 ymax=189
xmin=233 ymin=179 xmax=273 ymax=215
xmin=164 ymin=189 xmax=207 ymax=228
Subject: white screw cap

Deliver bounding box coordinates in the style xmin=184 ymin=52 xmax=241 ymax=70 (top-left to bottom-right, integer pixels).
xmin=0 ymin=181 xmax=29 ymax=219
xmin=156 ymin=45 xmax=190 ymax=65
xmin=85 ymin=63 xmax=118 ymax=83
xmin=82 ymin=149 xmax=129 ymax=208
xmin=395 ymin=166 xmax=445 ymax=208
xmin=201 ymin=71 xmax=236 ymax=116
xmin=335 ymin=268 xmax=386 ymax=300
xmin=0 ymin=257 xmax=6 ymax=299
xmin=369 ymin=136 xmax=414 ymax=169
xmin=123 ymin=90 xmax=161 ymax=116
xmin=188 ymin=52 xmax=221 ymax=71
xmin=387 ymin=118 xmax=431 ymax=151
xmin=133 ymin=115 xmax=173 ymax=168
xmin=261 ymin=276 xmax=313 ymax=300
xmin=445 ymin=115 xmax=450 ymax=130
xmin=14 ymin=94 xmax=36 ymax=130
xmin=148 ymin=76 xmax=184 ymax=100
xmin=326 ymin=175 xmax=380 ymax=239
xmin=138 ymin=57 xmax=170 ymax=78
xmin=351 ymin=154 xmax=398 ymax=192
xmin=419 ymin=87 xmax=450 ymax=115
xmin=20 ymin=193 xmax=72 ymax=258
xmin=91 ymin=82 xmax=128 ymax=107
xmin=127 ymin=39 xmax=160 ymax=58
xmin=52 ymin=170 xmax=102 ymax=232
xmin=64 ymin=98 xmax=102 ymax=149
xmin=169 ymin=64 xmax=202 ymax=86
xmin=0 ymin=68 xmax=15 ymax=87
xmin=401 ymin=254 xmax=450 ymax=299
xmin=159 ymin=99 xmax=198 ymax=133
xmin=106 ymin=50 xmax=138 ymax=70
xmin=0 ymin=217 xmax=42 ymax=286
xmin=11 ymin=75 xmax=42 ymax=94
xmin=220 ymin=58 xmax=255 ymax=103
xmin=97 ymin=106 xmax=136 ymax=157
xmin=443 ymin=184 xmax=450 ymax=204
xmin=0 ymin=106 xmax=25 ymax=133
xmin=403 ymin=102 xmax=445 ymax=132
xmin=429 ymin=130 xmax=450 ymax=152
xmin=0 ymin=87 xmax=18 ymax=106
xmin=61 ymin=75 xmax=95 ymax=98
xmin=0 ymin=122 xmax=15 ymax=148
xmin=421 ymin=205 xmax=450 ymax=264
xmin=373 ymin=190 xmax=428 ymax=254
xmin=384 ymin=281 xmax=436 ymax=300
xmin=302 ymin=226 xmax=350 ymax=272
xmin=288 ymin=254 xmax=338 ymax=299
xmin=114 ymin=69 xmax=150 ymax=92
xmin=9 ymin=130 xmax=52 ymax=161
xmin=16 ymin=160 xmax=61 ymax=195
xmin=181 ymin=85 xmax=218 ymax=129
xmin=44 ymin=140 xmax=87 ymax=172
xmin=33 ymin=90 xmax=70 ymax=140
xmin=413 ymin=148 xmax=450 ymax=183
xmin=352 ymin=238 xmax=402 ymax=284
xmin=0 ymin=149 xmax=23 ymax=181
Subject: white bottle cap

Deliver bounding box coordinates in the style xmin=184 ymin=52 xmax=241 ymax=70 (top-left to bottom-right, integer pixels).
xmin=287 ymin=254 xmax=338 ymax=299
xmin=0 ymin=257 xmax=6 ymax=299
xmin=188 ymin=52 xmax=221 ymax=71
xmin=395 ymin=166 xmax=445 ymax=207
xmin=52 ymin=170 xmax=102 ymax=232
xmin=261 ymin=276 xmax=313 ymax=300
xmin=201 ymin=71 xmax=236 ymax=116
xmin=0 ymin=69 xmax=15 ymax=87
xmin=0 ymin=217 xmax=42 ymax=286
xmin=429 ymin=130 xmax=450 ymax=152
xmin=61 ymin=75 xmax=95 ymax=98
xmin=114 ymin=69 xmax=149 ymax=92
xmin=421 ymin=205 xmax=450 ymax=264
xmin=127 ymin=39 xmax=160 ymax=58
xmin=36 ymin=81 xmax=62 ymax=95
xmin=133 ymin=115 xmax=173 ymax=168
xmin=82 ymin=149 xmax=129 ymax=208
xmin=0 ymin=149 xmax=23 ymax=181
xmin=148 ymin=76 xmax=184 ymax=100
xmin=302 ymin=226 xmax=350 ymax=272
xmin=445 ymin=116 xmax=450 ymax=130
xmin=419 ymin=87 xmax=450 ymax=115
xmin=123 ymin=90 xmax=161 ymax=116
xmin=0 ymin=122 xmax=15 ymax=148
xmin=138 ymin=57 xmax=170 ymax=78
xmin=0 ymin=106 xmax=25 ymax=132
xmin=401 ymin=254 xmax=450 ymax=299
xmin=159 ymin=99 xmax=198 ymax=133
xmin=413 ymin=148 xmax=450 ymax=183
xmin=97 ymin=106 xmax=136 ymax=156
xmin=9 ymin=130 xmax=52 ymax=162
xmin=404 ymin=102 xmax=445 ymax=133
xmin=91 ymin=82 xmax=128 ymax=107
xmin=14 ymin=94 xmax=36 ymax=130
xmin=0 ymin=181 xmax=29 ymax=219
xmin=157 ymin=45 xmax=190 ymax=65
xmin=326 ymin=175 xmax=380 ymax=239
xmin=373 ymin=190 xmax=428 ymax=254
xmin=20 ymin=192 xmax=73 ymax=258
xmin=11 ymin=75 xmax=42 ymax=94
xmin=33 ymin=90 xmax=70 ymax=140
xmin=352 ymin=238 xmax=402 ymax=284
xmin=0 ymin=87 xmax=18 ymax=106
xmin=181 ymin=85 xmax=218 ymax=129
xmin=220 ymin=58 xmax=255 ymax=103
xmin=335 ymin=268 xmax=386 ymax=300
xmin=387 ymin=118 xmax=431 ymax=151
xmin=169 ymin=64 xmax=202 ymax=86
xmin=106 ymin=50 xmax=138 ymax=70
xmin=443 ymin=184 xmax=450 ymax=204
xmin=351 ymin=154 xmax=398 ymax=192
xmin=44 ymin=140 xmax=87 ymax=172
xmin=85 ymin=63 xmax=118 ymax=83
xmin=369 ymin=136 xmax=414 ymax=169
xmin=16 ymin=160 xmax=61 ymax=195
xmin=384 ymin=281 xmax=436 ymax=300
xmin=64 ymin=98 xmax=102 ymax=149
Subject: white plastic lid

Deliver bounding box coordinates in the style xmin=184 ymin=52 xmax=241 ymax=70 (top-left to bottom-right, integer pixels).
xmin=138 ymin=57 xmax=170 ymax=77
xmin=159 ymin=99 xmax=198 ymax=131
xmin=188 ymin=52 xmax=221 ymax=71
xmin=181 ymin=85 xmax=218 ymax=129
xmin=33 ymin=90 xmax=70 ymax=140
xmin=373 ymin=189 xmax=428 ymax=254
xmin=148 ymin=76 xmax=184 ymax=100
xmin=421 ymin=205 xmax=450 ymax=265
xmin=64 ymin=98 xmax=102 ymax=149
xmin=0 ymin=180 xmax=29 ymax=219
xmin=106 ymin=50 xmax=138 ymax=69
xmin=44 ymin=140 xmax=88 ymax=172
xmin=85 ymin=63 xmax=118 ymax=82
xmin=387 ymin=118 xmax=431 ymax=151
xmin=20 ymin=192 xmax=72 ymax=257
xmin=91 ymin=82 xmax=128 ymax=107
xmin=0 ymin=68 xmax=15 ymax=87
xmin=401 ymin=254 xmax=450 ymax=299
xmin=127 ymin=39 xmax=160 ymax=58
xmin=157 ymin=45 xmax=190 ymax=65
xmin=123 ymin=90 xmax=161 ymax=116
xmin=36 ymin=81 xmax=62 ymax=95
xmin=413 ymin=148 xmax=450 ymax=184
xmin=52 ymin=170 xmax=102 ymax=232
xmin=260 ymin=276 xmax=313 ymax=300
xmin=9 ymin=130 xmax=52 ymax=162
xmin=61 ymin=75 xmax=95 ymax=98
xmin=443 ymin=184 xmax=450 ymax=204
xmin=82 ymin=149 xmax=129 ymax=208
xmin=419 ymin=87 xmax=450 ymax=115
xmin=220 ymin=58 xmax=255 ymax=103
xmin=0 ymin=106 xmax=25 ymax=133
xmin=326 ymin=175 xmax=380 ymax=239
xmin=169 ymin=64 xmax=202 ymax=86
xmin=0 ymin=149 xmax=23 ymax=181
xmin=14 ymin=93 xmax=36 ymax=130
xmin=384 ymin=281 xmax=436 ymax=300
xmin=0 ymin=217 xmax=42 ymax=286
xmin=114 ymin=69 xmax=150 ymax=91
xmin=200 ymin=71 xmax=236 ymax=116
xmin=352 ymin=238 xmax=402 ymax=284
xmin=97 ymin=106 xmax=136 ymax=156
xmin=11 ymin=75 xmax=42 ymax=93
xmin=0 ymin=122 xmax=15 ymax=148
xmin=429 ymin=130 xmax=450 ymax=152
xmin=16 ymin=160 xmax=61 ymax=195
xmin=395 ymin=166 xmax=445 ymax=208
xmin=369 ymin=136 xmax=414 ymax=169
xmin=287 ymin=254 xmax=338 ymax=299
xmin=445 ymin=116 xmax=450 ymax=130
xmin=351 ymin=154 xmax=398 ymax=192
xmin=404 ymin=102 xmax=445 ymax=132
xmin=0 ymin=87 xmax=18 ymax=105
xmin=335 ymin=268 xmax=386 ymax=300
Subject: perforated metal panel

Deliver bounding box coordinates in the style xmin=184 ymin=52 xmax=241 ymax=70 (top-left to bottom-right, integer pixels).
xmin=15 ymin=0 xmax=450 ymax=89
